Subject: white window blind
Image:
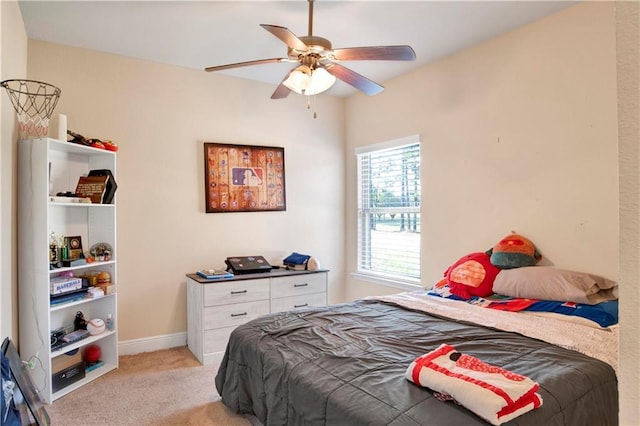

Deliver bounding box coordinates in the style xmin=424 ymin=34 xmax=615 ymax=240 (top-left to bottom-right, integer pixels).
xmin=356 ymin=136 xmax=421 ymax=281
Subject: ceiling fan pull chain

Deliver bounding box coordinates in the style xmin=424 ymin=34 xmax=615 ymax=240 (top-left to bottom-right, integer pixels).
xmin=313 ymin=95 xmax=318 ymax=119
xmin=305 ymin=95 xmax=317 ymax=119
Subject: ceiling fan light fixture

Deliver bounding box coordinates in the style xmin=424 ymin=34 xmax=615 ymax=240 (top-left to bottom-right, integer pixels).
xmin=305 ymin=67 xmax=336 ymax=95
xmin=283 ymin=65 xmax=335 ymax=96
xmin=283 ymin=65 xmax=311 ymax=93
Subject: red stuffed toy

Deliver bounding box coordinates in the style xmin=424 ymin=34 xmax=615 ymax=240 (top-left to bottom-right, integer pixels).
xmin=445 ymin=252 xmax=501 ymax=299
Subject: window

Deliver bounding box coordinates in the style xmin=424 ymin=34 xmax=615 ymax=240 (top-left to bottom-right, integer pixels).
xmin=356 ymin=135 xmax=421 ymax=284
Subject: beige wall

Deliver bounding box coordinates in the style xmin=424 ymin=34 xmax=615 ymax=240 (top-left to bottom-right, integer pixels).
xmin=26 ymin=41 xmax=346 ymax=341
xmin=345 ymin=3 xmax=619 ymax=300
xmin=345 ymin=2 xmax=638 ymax=423
xmin=1 ymin=0 xmax=27 ymax=342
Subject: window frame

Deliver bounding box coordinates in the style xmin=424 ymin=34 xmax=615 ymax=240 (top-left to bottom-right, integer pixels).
xmin=353 ymin=135 xmax=422 ymax=290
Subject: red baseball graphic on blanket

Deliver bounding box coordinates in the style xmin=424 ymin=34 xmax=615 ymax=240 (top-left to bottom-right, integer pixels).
xmin=406 ymin=344 xmax=542 ymax=425
xmin=456 ymin=354 xmax=526 ymax=381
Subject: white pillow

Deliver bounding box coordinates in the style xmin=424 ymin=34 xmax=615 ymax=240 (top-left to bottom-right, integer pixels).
xmin=493 ymin=266 xmax=617 ymax=304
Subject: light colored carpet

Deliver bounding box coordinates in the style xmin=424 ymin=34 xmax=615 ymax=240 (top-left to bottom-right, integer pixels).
xmin=46 ymin=346 xmax=255 ymax=425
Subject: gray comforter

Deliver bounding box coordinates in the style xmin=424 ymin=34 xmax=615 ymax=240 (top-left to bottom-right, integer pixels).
xmin=215 ymin=300 xmax=618 ymax=425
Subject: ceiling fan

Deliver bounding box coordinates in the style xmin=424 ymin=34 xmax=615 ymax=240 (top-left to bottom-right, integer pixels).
xmin=204 ymin=0 xmax=416 ymax=99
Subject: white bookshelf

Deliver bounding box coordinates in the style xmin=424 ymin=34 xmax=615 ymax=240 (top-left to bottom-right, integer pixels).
xmin=18 ymin=138 xmax=118 ymax=404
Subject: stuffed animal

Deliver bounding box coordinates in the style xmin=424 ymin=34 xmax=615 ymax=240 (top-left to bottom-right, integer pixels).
xmin=445 ymin=252 xmax=501 ymax=299
xmin=486 ymin=232 xmax=542 ymax=269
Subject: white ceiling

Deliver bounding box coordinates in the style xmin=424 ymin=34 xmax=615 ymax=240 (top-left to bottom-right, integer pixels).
xmin=18 ymin=1 xmax=578 ymax=97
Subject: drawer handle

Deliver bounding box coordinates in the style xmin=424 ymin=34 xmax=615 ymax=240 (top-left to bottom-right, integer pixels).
xmin=293 ymin=283 xmax=309 ymax=288
xmin=230 ymin=312 xmax=248 ymax=317
xmin=230 ymin=290 xmax=247 ymax=295
xmin=294 ymin=303 xmax=308 ymax=308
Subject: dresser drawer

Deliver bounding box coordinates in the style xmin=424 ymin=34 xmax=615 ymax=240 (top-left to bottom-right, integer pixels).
xmin=270 ymin=273 xmax=326 ymax=298
xmin=271 ymin=292 xmax=327 ymax=313
xmin=203 ymin=327 xmax=234 ymax=354
xmin=204 ymin=299 xmax=270 ymax=330
xmin=203 ymin=278 xmax=270 ymax=307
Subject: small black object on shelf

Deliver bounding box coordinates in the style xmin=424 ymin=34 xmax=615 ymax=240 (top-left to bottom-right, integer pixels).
xmin=74 ymin=311 xmax=87 ymax=331
xmin=55 ymin=191 xmax=77 ymax=197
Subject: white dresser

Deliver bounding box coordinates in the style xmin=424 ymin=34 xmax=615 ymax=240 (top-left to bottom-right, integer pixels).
xmin=186 ymin=269 xmax=328 ymax=365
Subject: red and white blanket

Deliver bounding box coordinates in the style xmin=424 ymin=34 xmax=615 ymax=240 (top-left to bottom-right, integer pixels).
xmin=406 ymin=343 xmax=542 ymax=425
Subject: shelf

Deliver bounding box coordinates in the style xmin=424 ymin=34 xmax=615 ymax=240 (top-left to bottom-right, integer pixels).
xmin=52 ymin=361 xmax=117 ymax=401
xmin=19 ymin=137 xmax=118 ymax=404
xmin=51 ymin=330 xmax=116 ymax=358
xmin=49 ymin=201 xmax=115 ymax=208
xmin=50 ymin=260 xmax=116 ymax=275
xmin=46 ymin=138 xmax=116 ymax=156
xmin=50 ymin=293 xmax=116 ymax=312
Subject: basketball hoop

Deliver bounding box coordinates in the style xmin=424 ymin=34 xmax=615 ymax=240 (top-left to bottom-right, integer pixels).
xmin=1 ymin=79 xmax=61 ymax=139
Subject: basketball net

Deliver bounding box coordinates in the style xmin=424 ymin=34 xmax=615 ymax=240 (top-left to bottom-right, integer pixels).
xmin=1 ymin=79 xmax=61 ymax=139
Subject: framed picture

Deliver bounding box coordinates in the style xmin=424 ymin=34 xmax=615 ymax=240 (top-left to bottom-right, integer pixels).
xmin=64 ymin=235 xmax=83 ymax=260
xmin=204 ymin=142 xmax=286 ymax=213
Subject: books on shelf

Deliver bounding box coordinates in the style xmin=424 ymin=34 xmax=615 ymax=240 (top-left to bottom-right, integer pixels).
xmin=62 ymin=329 xmax=90 ymax=344
xmin=61 ymin=258 xmax=87 ymax=268
xmin=50 ymin=288 xmax=88 ymax=306
xmin=51 ymin=329 xmax=89 ymax=351
xmin=196 ymin=268 xmax=234 ymax=280
xmin=284 ymin=263 xmax=307 ymax=271
xmin=85 ymin=360 xmax=104 ymax=373
xmin=282 ymin=252 xmax=310 ymax=271
xmin=50 ymin=277 xmax=83 ymax=295
xmin=86 ymin=287 xmax=105 ymax=298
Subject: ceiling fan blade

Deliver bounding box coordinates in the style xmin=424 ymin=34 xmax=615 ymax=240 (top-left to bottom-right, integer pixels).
xmin=332 ymin=45 xmax=416 ymax=61
xmin=271 ymin=70 xmax=294 ymax=99
xmin=260 ymin=24 xmax=309 ymax=52
xmin=324 ymin=63 xmax=384 ymax=96
xmin=205 ymin=58 xmax=286 ymax=72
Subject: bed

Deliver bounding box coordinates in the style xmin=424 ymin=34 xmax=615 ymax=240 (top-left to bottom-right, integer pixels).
xmin=215 ymin=291 xmax=618 ymax=425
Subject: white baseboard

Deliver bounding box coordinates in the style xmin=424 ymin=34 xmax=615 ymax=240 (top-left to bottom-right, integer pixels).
xmin=118 ymin=331 xmax=187 ymax=356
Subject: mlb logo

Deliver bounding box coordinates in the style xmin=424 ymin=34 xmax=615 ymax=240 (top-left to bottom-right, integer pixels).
xmin=232 ymin=168 xmax=264 ymax=186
